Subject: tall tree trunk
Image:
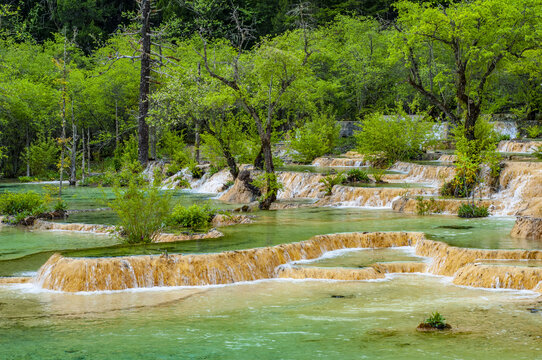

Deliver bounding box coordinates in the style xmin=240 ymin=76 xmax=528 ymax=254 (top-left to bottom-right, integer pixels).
xmin=137 ymin=0 xmax=151 ymax=166
xmin=253 ymin=146 xmax=264 ymax=170
xmin=69 ymin=101 xmax=77 ymax=186
xmin=258 ymin=136 xmax=276 ymax=210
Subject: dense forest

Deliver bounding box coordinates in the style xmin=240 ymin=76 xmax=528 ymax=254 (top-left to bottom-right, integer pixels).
xmin=0 ymin=0 xmax=541 ymax=207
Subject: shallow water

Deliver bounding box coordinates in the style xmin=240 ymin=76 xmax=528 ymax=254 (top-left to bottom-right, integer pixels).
xmin=0 ymin=275 xmax=541 ymax=359
xmin=1 ymin=182 xmax=541 ymax=358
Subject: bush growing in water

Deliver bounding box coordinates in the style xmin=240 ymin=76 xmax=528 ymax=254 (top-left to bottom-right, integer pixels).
xmin=441 ymin=119 xmax=501 ymax=198
xmin=109 ymin=182 xmax=171 ymax=244
xmin=0 ymin=192 xmax=48 ymax=216
xmin=354 ymin=109 xmax=434 ymax=163
xmin=319 ymin=172 xmax=345 ymax=196
xmin=288 ymin=112 xmax=340 ymax=163
xmin=457 ymin=203 xmax=489 ymax=218
xmin=168 ymin=203 xmax=215 ymax=231
xmin=346 ymin=168 xmax=370 ymax=183
xmin=422 ymin=312 xmax=448 ymax=329
xmin=525 ymin=125 xmax=542 ymax=139
xmin=415 ymin=196 xmax=443 ymax=215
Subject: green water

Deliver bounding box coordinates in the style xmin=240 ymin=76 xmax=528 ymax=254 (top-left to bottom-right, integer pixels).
xmin=1 ymin=275 xmax=541 ymax=359
xmin=1 ymin=183 xmax=541 ymax=359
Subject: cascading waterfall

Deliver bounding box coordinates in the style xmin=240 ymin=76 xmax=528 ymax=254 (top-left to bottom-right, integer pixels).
xmin=26 ymin=231 xmax=542 ymax=293
xmin=497 ymin=140 xmax=540 ymax=153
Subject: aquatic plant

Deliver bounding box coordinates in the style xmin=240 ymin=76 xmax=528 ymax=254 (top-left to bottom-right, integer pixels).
xmin=419 ymin=312 xmax=450 ymax=330
xmin=372 ymin=168 xmax=386 ymax=183
xmin=346 ymin=168 xmax=370 ymax=183
xmin=458 ymin=203 xmax=489 ymax=218
xmin=415 ymin=196 xmax=443 ymax=215
xmin=319 ymin=172 xmax=345 ymax=196
xmin=53 ymin=199 xmax=68 ymax=213
xmin=168 ymin=203 xmax=215 ymax=231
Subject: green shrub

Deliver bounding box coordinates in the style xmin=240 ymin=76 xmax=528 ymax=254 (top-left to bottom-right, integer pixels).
xmin=526 ymin=125 xmax=542 ymax=139
xmin=442 ymin=119 xmax=502 ymax=198
xmin=354 ymin=110 xmax=434 ymax=163
xmin=424 ymin=312 xmax=447 ymax=329
xmin=319 ymin=172 xmax=345 ymax=196
xmin=415 ymin=196 xmax=443 ymax=215
xmin=251 ymin=172 xmax=283 ymax=203
xmin=0 ymin=192 xmax=48 ymax=216
xmin=18 ymin=176 xmax=39 ymax=183
xmin=535 ymin=145 xmax=542 ymax=160
xmin=168 ymin=203 xmax=215 ymax=231
xmin=288 ymin=112 xmax=340 ymax=163
xmin=457 ymin=203 xmax=489 ymax=218
xmin=109 ymin=182 xmax=171 ymax=244
xmin=346 ymin=168 xmax=370 ymax=183
xmin=21 ymin=136 xmax=59 ymax=177
xmin=189 ymin=163 xmax=204 ymax=179
xmin=372 ymin=168 xmax=386 ymax=183
xmin=495 ymin=134 xmax=511 ymax=142
xmin=53 ymin=199 xmax=68 ymax=213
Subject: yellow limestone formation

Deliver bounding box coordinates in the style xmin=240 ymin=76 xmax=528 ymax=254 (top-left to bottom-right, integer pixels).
xmin=497 ymin=140 xmax=540 ymax=153
xmin=511 ymin=216 xmax=542 ymax=240
xmin=415 ymin=238 xmax=542 ymax=276
xmin=315 ymin=186 xmax=431 ymax=208
xmin=275 ymin=266 xmax=385 ymax=280
xmin=453 ymin=263 xmax=542 ymax=291
xmin=34 ymin=232 xmax=422 ymax=292
xmin=25 ymin=231 xmax=542 ymax=293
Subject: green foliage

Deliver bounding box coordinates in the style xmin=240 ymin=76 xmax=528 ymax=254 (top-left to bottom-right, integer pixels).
xmin=442 ymin=119 xmax=502 ymax=198
xmin=288 ymin=112 xmax=340 ymax=163
xmin=159 ymin=131 xmax=193 ymax=175
xmin=372 ymin=168 xmax=386 ymax=183
xmin=424 ymin=312 xmax=447 ymax=329
xmin=53 ymin=199 xmax=68 ymax=213
xmin=109 ymin=182 xmax=172 ymax=244
xmin=189 ymin=164 xmax=203 ymax=179
xmin=0 ymin=191 xmax=47 ymax=216
xmin=525 ymin=125 xmax=542 ymax=139
xmin=18 ymin=176 xmax=39 ymax=183
xmin=458 ymin=203 xmax=490 ymax=218
xmin=354 ymin=110 xmax=434 ymax=163
xmin=252 ymin=172 xmax=283 ymax=202
xmin=167 ymin=203 xmax=215 ymax=231
xmin=415 ymin=196 xmax=443 ymax=216
xmin=535 ymin=145 xmax=542 ymax=160
xmin=21 ymin=136 xmax=59 ymax=178
xmin=346 ymin=168 xmax=370 ymax=183
xmin=319 ymin=172 xmax=345 ymax=196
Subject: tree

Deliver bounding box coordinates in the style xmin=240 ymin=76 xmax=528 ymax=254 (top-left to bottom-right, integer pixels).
xmin=391 ymin=0 xmax=542 ymax=140
xmin=197 ymin=6 xmax=313 ymax=209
